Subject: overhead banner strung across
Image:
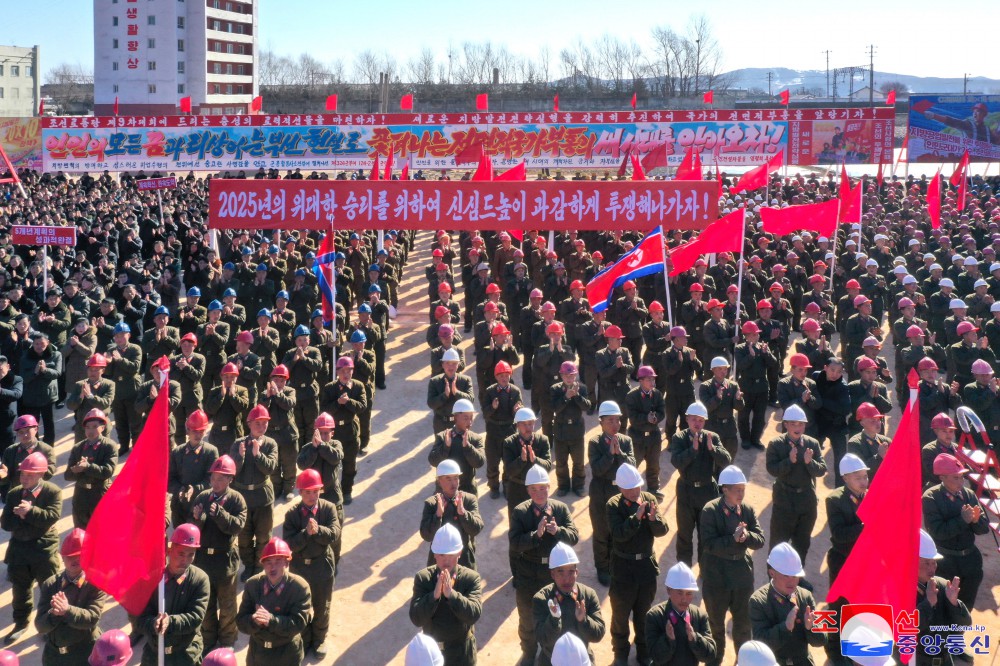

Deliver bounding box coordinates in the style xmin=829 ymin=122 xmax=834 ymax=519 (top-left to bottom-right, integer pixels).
xmin=207 ymin=179 xmax=719 ymax=232
xmin=42 ymin=107 xmax=894 ymax=173
xmin=908 ymin=94 xmax=1000 ymax=162
xmin=1 ymin=117 xmax=42 ymax=170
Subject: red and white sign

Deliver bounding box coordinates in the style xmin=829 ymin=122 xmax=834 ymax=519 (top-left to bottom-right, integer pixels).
xmin=208 ymin=179 xmax=719 ymax=232
xmin=11 ymin=225 xmax=77 ymax=246
xmin=137 ymin=177 xmax=177 ymax=191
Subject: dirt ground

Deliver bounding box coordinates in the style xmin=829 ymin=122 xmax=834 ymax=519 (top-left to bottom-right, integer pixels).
xmin=0 ymin=228 xmax=997 ymax=666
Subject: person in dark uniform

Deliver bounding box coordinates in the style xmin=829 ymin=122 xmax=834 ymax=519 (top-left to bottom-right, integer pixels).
xmin=230 ymin=405 xmax=279 ymax=581
xmin=170 ymin=333 xmax=207 ymax=446
xmin=916 ymin=359 xmax=961 ymax=444
xmin=764 ymin=405 xmax=826 ymax=561
xmin=626 ymin=365 xmax=666 ymax=498
xmin=914 ymin=529 xmax=973 ymax=666
xmin=259 ymin=365 xmax=298 ymax=501
xmin=0 ymin=415 xmax=56 ymax=503
xmin=961 ymin=359 xmax=1000 ymax=446
xmin=588 ymin=401 xmax=636 ymax=587
xmin=532 ymin=542 xmax=606 ymax=666
xmin=0 ymin=356 xmax=23 ymax=458
xmin=734 ymin=322 xmax=777 ymax=451
xmin=318 ymin=356 xmax=367 ymax=503
xmin=420 ymin=460 xmax=484 ymax=571
xmin=295 ymin=414 xmax=345 ymax=565
xmin=699 ymin=465 xmax=765 ymax=666
xmin=237 ymin=537 xmax=313 ymax=666
xmin=283 ymin=469 xmax=341 ymax=658
xmin=679 ymin=284 xmax=710 ymax=368
xmin=698 ymin=357 xmax=744 ymax=461
xmin=777 ymin=354 xmax=823 ymax=438
xmin=429 ymin=399 xmax=486 ymax=497
xmin=825 ymin=454 xmax=869 ymax=586
xmin=204 ymin=364 xmax=251 ymax=453
xmin=847 ymin=358 xmax=893 ymax=438
xmin=662 ymin=327 xmax=701 ymax=439
xmin=168 ymin=410 xmax=219 ymax=528
xmin=140 ymin=306 xmax=180 ymax=373
xmin=645 ymin=562 xmax=718 ymax=666
xmin=847 ymin=403 xmax=890 ymax=481
xmin=282 ymin=325 xmax=324 ymax=448
xmin=483 ymin=361 xmax=521 ymax=499
xmin=921 ymin=414 xmax=961 ymax=490
xmin=550 ymin=362 xmax=591 ymax=497
xmin=922 ymin=453 xmax=990 ymax=609
xmin=509 ymin=465 xmax=580 ymax=666
xmin=577 ymin=310 xmax=608 ymax=410
xmin=197 ymin=301 xmax=230 ymax=395
xmin=748 ymin=543 xmax=826 ymax=666
xmin=346 ymin=331 xmax=377 ymax=455
xmin=502 ymin=409 xmax=554 ymax=512
xmin=610 ymin=281 xmax=649 ymax=376
xmin=534 ymin=322 xmax=577 ymax=439
xmin=607 ymin=463 xmax=669 ymax=666
xmin=65 ymin=353 xmax=115 ymax=443
xmin=703 ymin=300 xmax=734 ymax=371
xmin=811 ymin=357 xmax=852 ymax=488
xmin=228 ymin=331 xmax=262 ymax=407
xmin=137 ymin=523 xmax=210 ymax=665
xmin=64 ymin=408 xmax=118 ymax=529
xmin=426 ymin=349 xmax=476 ymax=435
xmin=409 ymin=524 xmax=484 ymax=666
xmin=669 ymin=401 xmax=731 ymax=566
xmin=595 ymin=326 xmax=633 ymax=432
xmin=190 ymin=455 xmax=247 ymax=654
xmin=135 ymin=360 xmax=183 ymax=442
xmin=250 ymin=310 xmax=281 ymax=395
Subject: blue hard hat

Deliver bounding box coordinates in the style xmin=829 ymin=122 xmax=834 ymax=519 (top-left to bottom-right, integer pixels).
xmin=350 ymin=233 xmax=361 ymax=241
xmin=154 ymin=305 xmax=169 ymax=317
xmin=294 ymin=324 xmax=310 ymax=338
xmin=257 ymin=308 xmax=272 ymax=319
xmin=368 ymin=264 xmax=381 ymax=273
xmin=256 ymin=263 xmax=268 ymax=272
xmin=306 ymin=251 xmax=315 ymax=260
xmin=241 ymin=247 xmax=253 ymax=255
xmin=377 ymin=249 xmax=388 ymax=257
xmin=223 ymin=288 xmax=237 ymax=298
xmin=311 ymin=309 xmax=323 ymax=320
xmin=283 ymin=236 xmax=296 ymax=245
xmin=113 ymin=322 xmax=131 ymax=334
xmin=350 ymin=330 xmax=367 ymax=343
xmin=208 ymin=300 xmax=223 ymax=312
xmin=358 ymin=303 xmax=372 ymax=314
xmin=276 ymin=290 xmax=289 ymax=300
xmin=368 ymin=284 xmax=382 ymax=294
xmin=335 ymin=252 xmax=345 ymax=261
xmin=186 ymin=287 xmax=201 ymax=297
xmin=295 ymin=268 xmax=307 ymax=277
xmin=223 ymin=262 xmax=236 ymax=271
xmin=268 ymin=246 xmax=279 ymax=255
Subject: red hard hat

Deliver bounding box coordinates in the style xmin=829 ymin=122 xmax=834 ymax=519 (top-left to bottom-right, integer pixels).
xmin=694 ymin=258 xmax=708 ymax=267
xmin=541 ymin=301 xmax=557 ymax=312
xmin=13 ymin=415 xmax=38 ymax=431
xmin=432 ymin=248 xmax=444 ymax=257
xmin=0 ymin=652 xmax=17 ymax=666
xmin=89 ymin=629 xmax=132 ymax=666
xmin=314 ymin=412 xmax=336 ymax=429
xmin=907 ymin=325 xmax=925 ymax=338
xmin=789 ymin=353 xmax=812 ymax=368
xmin=689 ymin=283 xmax=704 ymax=293
xmin=931 ymin=413 xmax=956 ymax=430
xmin=804 ymin=302 xmax=821 ymax=314
xmin=530 ymin=289 xmax=544 ymax=299
xmin=491 ymin=324 xmax=510 ymax=336
xmin=570 ymin=280 xmax=585 ymax=291
xmin=808 ymin=274 xmax=825 ymax=284
xmin=546 ymin=322 xmax=564 ymax=335
xmin=202 ymin=648 xmax=238 ymax=666
xmin=221 ymin=362 xmax=240 ymax=376
xmin=649 ymin=301 xmax=665 ymax=313
xmin=932 ymin=453 xmax=967 ymax=476
xmin=846 ymin=279 xmax=861 ymax=290
xmin=855 ymin=402 xmax=884 ymax=421
xmin=494 ymin=361 xmax=512 ymax=375
xmin=637 ymin=365 xmax=657 ymax=379
xmin=898 ymin=297 xmax=915 ymax=309
xmin=209 ymin=455 xmax=237 ymax=476
xmin=623 ymin=280 xmax=637 ymax=291
xmin=247 ymin=405 xmax=271 ymax=422
xmin=706 ymin=298 xmax=723 ymax=310
xmin=336 ymin=356 xmax=355 ymax=369
xmin=82 ymin=408 xmax=108 ymax=425
xmin=769 ymin=282 xmax=784 ymax=293
xmin=856 ymin=357 xmax=878 ymax=371
xmin=485 ymin=283 xmax=501 ymax=295
xmin=918 ymin=357 xmax=939 ymax=371
xmin=61 ymin=527 xmax=86 ymax=557
xmin=801 ymin=319 xmax=820 ymax=332
xmin=171 ymin=523 xmax=201 ymax=548
xmin=604 ymin=325 xmax=625 ymax=338
xmin=438 ymin=283 xmax=452 ymax=293
xmin=957 ymin=321 xmax=978 ymax=336
xmin=434 ymin=305 xmax=450 ymax=320
xmin=592 ymin=251 xmax=603 ymax=260
xmin=295 ymin=468 xmax=324 ymax=491
xmin=180 ymin=333 xmax=198 ymax=345
xmin=484 ymin=301 xmax=499 ymax=313
xmin=741 ymin=321 xmax=761 ymax=334
xmin=86 ymin=353 xmax=108 ymax=368
xmin=756 ymin=299 xmax=773 ymax=310
xmin=726 ymin=284 xmax=739 ymax=294
xmin=235 ymin=331 xmax=254 ymax=345
xmin=270 ymin=364 xmax=290 ymax=378
xmin=18 ymin=451 xmax=48 ymax=473
xmin=853 ymin=295 xmax=871 ymax=307
xmin=260 ymin=536 xmax=293 ymax=562
xmin=185 ymin=409 xmax=210 ymax=431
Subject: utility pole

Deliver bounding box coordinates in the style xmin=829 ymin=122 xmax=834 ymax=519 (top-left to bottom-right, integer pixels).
xmin=823 ymin=50 xmax=831 ymax=98
xmin=964 ymin=73 xmax=970 ymax=94
xmin=767 ymin=71 xmax=773 ymax=97
xmin=867 ymin=44 xmax=876 ymax=106
xmin=694 ymin=39 xmax=702 ymax=96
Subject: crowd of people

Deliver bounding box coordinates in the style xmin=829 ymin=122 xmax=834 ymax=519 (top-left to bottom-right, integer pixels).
xmin=0 ymin=163 xmax=994 ymax=666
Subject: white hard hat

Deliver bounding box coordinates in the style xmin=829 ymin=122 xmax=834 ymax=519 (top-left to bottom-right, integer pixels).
xmin=965 ymin=256 xmax=979 ymax=266
xmin=436 ymin=460 xmax=462 ymax=477
xmin=991 ymin=262 xmax=1000 ymax=273
xmin=431 ymin=523 xmax=463 ymax=555
xmin=908 ymin=238 xmax=920 ymax=246
xmin=442 ymin=348 xmax=461 ymax=363
xmin=939 ymin=278 xmax=954 ymax=288
xmin=873 ymin=233 xmax=887 ymax=241
xmin=893 ymin=256 xmax=907 ymax=265
xmin=892 ymin=265 xmax=907 ymax=275
xmin=738 ymin=641 xmax=779 ymax=666
xmin=452 ymin=398 xmax=475 ymax=414
xmin=548 ymin=542 xmax=580 ymax=569
xmin=919 ymin=528 xmax=943 ymax=560
xmin=902 ymin=275 xmax=917 ymax=285
xmin=598 ymin=401 xmax=622 ymax=417
xmin=405 ymin=632 xmax=444 ymax=666
xmin=686 ymin=401 xmax=709 ymax=418
xmin=514 ymin=407 xmax=537 ymax=423
xmin=710 ymin=356 xmax=730 ymax=369
xmin=930 ymin=263 xmax=943 ymax=271
xmin=782 ymin=404 xmax=808 ymax=423
xmin=975 ymin=279 xmax=989 ymax=289
xmin=952 ymin=254 xmax=965 ymax=263
xmin=665 ymin=562 xmax=699 ymax=591
xmin=525 ymin=464 xmax=550 ymax=486
xmin=948 ymin=298 xmax=967 ymax=309
xmin=838 ymin=453 xmax=869 ymax=477
xmin=865 ymin=259 xmax=879 ymax=268
xmin=991 ymin=302 xmax=1000 ymax=313
xmin=551 ymin=633 xmax=590 ymax=666
xmin=923 ymin=252 xmax=936 ymax=260
xmin=614 ymin=463 xmax=644 ymax=489
xmin=718 ymin=464 xmax=748 ymax=485
xmin=767 ymin=542 xmax=805 ymax=577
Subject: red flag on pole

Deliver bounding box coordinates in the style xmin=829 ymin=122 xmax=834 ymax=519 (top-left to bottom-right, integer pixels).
xmin=616 ymin=147 xmax=633 ymax=178
xmin=630 ymin=92 xmax=637 ymax=110
xmin=553 ymin=94 xmax=559 ymax=112
xmin=251 ymin=96 xmax=263 ymax=113
xmin=630 ymin=153 xmax=646 ymax=181
xmin=876 ymin=160 xmax=885 ymax=188
xmin=640 ymin=143 xmax=669 ymax=172
xmin=732 ymin=151 xmax=784 ymax=193
xmin=779 ymin=89 xmax=790 ymax=105
xmin=476 ymin=93 xmax=489 ymax=112
xmin=325 ymin=95 xmax=338 ymax=112
xmin=38 ymin=99 xmax=44 ymax=116
xmin=928 ymin=169 xmax=942 ymax=229
xmin=179 ymin=96 xmax=192 ymax=114
xmin=886 ymin=89 xmax=896 ymax=106
xmin=703 ymin=90 xmax=714 ymax=105
xmin=400 ymin=94 xmax=414 ymax=111
xmin=471 ymin=146 xmax=493 ymax=182
xmin=114 ymin=96 xmax=119 ymax=116
xmin=455 ymin=139 xmax=485 ymax=166
xmin=383 ymin=146 xmax=394 ymax=181
xmin=674 ymin=147 xmax=702 ymax=181
xmin=81 ymin=357 xmax=171 ymax=615
xmin=400 ymin=163 xmax=409 ymax=181
xmin=760 ymin=198 xmax=841 ymax=237
xmin=369 ymin=153 xmax=381 ymax=181
xmin=669 ymin=208 xmax=745 ymax=275
xmin=717 ymin=168 xmax=724 ymax=200
xmin=495 ymin=161 xmax=526 ymax=182
xmin=838 ymin=164 xmax=862 ymax=223
xmin=951 ymin=149 xmax=970 ymax=211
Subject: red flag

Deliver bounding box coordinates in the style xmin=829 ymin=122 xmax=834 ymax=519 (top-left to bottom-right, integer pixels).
xmin=251 ymin=96 xmax=263 ymax=112
xmin=81 ymin=357 xmax=171 ymax=615
xmin=0 ymin=143 xmax=23 ymax=186
xmin=951 ymin=150 xmax=969 ymax=211
xmin=455 ymin=139 xmax=485 ymax=165
xmin=553 ymin=94 xmax=559 ymax=112
xmin=732 ymin=151 xmax=783 ymax=193
xmin=586 ymin=227 xmax=665 ymax=312
xmin=325 ymin=95 xmax=338 ymax=112
xmin=471 ymin=146 xmax=493 ymax=182
xmin=38 ymin=99 xmax=44 ymax=116
xmin=674 ymin=147 xmax=702 ymax=181
xmin=838 ymin=165 xmax=862 ymax=223
xmin=640 ymin=143 xmax=669 ymax=172
xmin=669 ymin=209 xmax=745 ymax=276
xmin=760 ymin=198 xmax=840 ymax=237
xmin=369 ymin=153 xmax=381 ymax=181
xmin=315 ymin=233 xmax=338 ymax=322
xmin=113 ymin=96 xmax=119 ymax=116
xmin=401 ymin=163 xmax=409 ymax=180
xmin=630 ymin=153 xmax=646 ymax=181
xmin=400 ymin=94 xmax=413 ymax=111
xmin=779 ymin=89 xmax=790 ymax=105
xmin=703 ymin=90 xmax=714 ymax=105
xmin=630 ymin=92 xmax=637 ymax=110
xmin=717 ymin=168 xmax=724 ymax=200
xmin=928 ymin=169 xmax=941 ymax=229
xmin=876 ymin=160 xmax=884 ymax=188
xmin=383 ymin=146 xmax=394 ymax=181
xmin=476 ymin=93 xmax=489 ymax=112
xmin=828 ymin=391 xmax=921 ymax=660
xmin=886 ymin=89 xmax=896 ymax=106
xmin=179 ymin=96 xmax=192 ymax=114
xmin=495 ymin=161 xmax=526 ymax=182
xmin=616 ymin=147 xmax=633 ymax=178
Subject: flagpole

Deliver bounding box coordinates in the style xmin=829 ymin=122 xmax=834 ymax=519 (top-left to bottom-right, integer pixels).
xmin=661 ymin=234 xmax=674 ymax=326
xmin=157 ymin=575 xmax=165 ymax=666
xmin=330 ymin=222 xmax=338 ymax=384
xmin=731 ymin=208 xmax=748 ymax=378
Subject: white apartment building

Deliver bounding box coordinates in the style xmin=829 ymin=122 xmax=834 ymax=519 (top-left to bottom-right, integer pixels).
xmin=0 ymin=46 xmax=41 ymax=117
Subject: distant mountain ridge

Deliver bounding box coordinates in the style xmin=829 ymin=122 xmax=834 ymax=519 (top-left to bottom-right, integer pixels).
xmin=720 ymin=67 xmax=1000 ymax=96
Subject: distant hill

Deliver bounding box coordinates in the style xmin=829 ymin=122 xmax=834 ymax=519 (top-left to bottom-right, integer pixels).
xmin=720 ymin=67 xmax=1000 ymax=96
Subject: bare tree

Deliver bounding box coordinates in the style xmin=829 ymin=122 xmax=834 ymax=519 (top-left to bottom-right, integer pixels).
xmin=879 ymin=80 xmax=909 ymax=94
xmin=407 ymin=48 xmax=437 ymax=86
xmin=45 ymin=63 xmax=93 ymax=86
xmin=353 ymin=50 xmax=381 ymax=87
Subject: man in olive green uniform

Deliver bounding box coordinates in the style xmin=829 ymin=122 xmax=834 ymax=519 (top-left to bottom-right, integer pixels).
xmin=625 ymin=365 xmax=665 ymax=498
xmin=429 ymin=399 xmax=486 ymax=497
xmin=237 ymin=537 xmax=313 ymax=666
xmin=64 ymin=409 xmax=118 ymax=529
xmin=137 ymin=524 xmax=210 ymax=665
xmin=174 ymin=287 xmax=208 ymax=337
xmin=409 ymin=524 xmax=484 ymax=666
xmin=914 ymin=530 xmax=973 ymax=666
xmin=190 ymin=455 xmax=247 ymax=654
xmin=168 ymin=410 xmax=219 ymax=528
xmin=550 ymin=362 xmax=591 ymax=496
xmin=502 ymin=409 xmax=554 ymax=512
xmin=699 ymin=465 xmax=765 ymax=666
xmin=107 ymin=323 xmax=143 ymax=454
xmin=607 ymin=463 xmax=669 ymax=666
xmin=141 ymin=306 xmax=180 ymax=373
xmin=825 ymin=454 xmax=869 ymax=586
xmin=846 ymin=403 xmax=890 ymax=480
xmin=0 ymin=415 xmax=57 ymax=503
xmin=205 ymin=364 xmax=251 ymax=453
xmin=346 ymin=331 xmax=377 ymax=455
xmin=283 ymin=469 xmax=341 ymax=658
xmin=508 ymin=465 xmax=580 ymax=665
xmin=319 ymin=356 xmax=367 ymax=504
xmin=588 ymin=401 xmax=636 ymax=586
xmin=483 ymin=362 xmax=521 ymax=498
xmin=699 ymin=357 xmax=745 ymax=460
xmin=171 ymin=333 xmax=207 ymax=445
xmin=595 ymin=326 xmax=633 ymax=431
xmin=230 ymin=405 xmax=279 ymax=581
xmin=734 ymin=322 xmax=777 ymax=450
xmin=646 ymin=562 xmax=718 ymax=666
xmin=421 ymin=458 xmax=484 ymax=571
xmin=250 ymin=310 xmax=281 ymax=395
xmin=66 ymin=353 xmax=115 ymax=442
xmin=228 ymin=331 xmax=262 ymax=407
xmin=197 ymin=301 xmax=230 ymax=394
xmin=296 ymin=413 xmax=345 ymax=566
xmin=259 ymin=365 xmax=298 ymax=500
xmin=662 ymin=327 xmax=701 ymax=439
xmin=426 ymin=350 xmax=476 ymax=435
xmin=532 ymin=542 xmax=606 ymax=666
xmin=282 ymin=326 xmax=324 ymax=448
xmin=35 ymin=528 xmax=107 ymax=665
xmin=534 ymin=322 xmax=577 ymax=439
xmin=135 ymin=362 xmax=183 ymax=441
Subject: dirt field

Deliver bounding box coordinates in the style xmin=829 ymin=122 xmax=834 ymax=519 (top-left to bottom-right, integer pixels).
xmin=0 ymin=228 xmax=996 ymax=665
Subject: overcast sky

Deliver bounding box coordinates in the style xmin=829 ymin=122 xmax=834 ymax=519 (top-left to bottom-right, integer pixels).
xmin=8 ymin=0 xmax=998 ymax=82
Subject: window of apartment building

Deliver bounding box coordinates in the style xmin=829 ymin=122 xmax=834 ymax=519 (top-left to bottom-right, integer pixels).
xmin=178 ymin=39 xmax=185 ymax=51
xmin=226 ymin=63 xmax=233 ymax=74
xmin=178 ymin=84 xmax=185 ymax=94
xmin=177 ymin=17 xmax=185 ymax=28
xmin=226 ymin=44 xmax=234 ymax=54
xmin=226 ymin=84 xmax=232 ymax=94
xmin=112 ymin=62 xmax=119 ymax=71
xmin=148 ymin=84 xmax=157 ymax=93
xmin=148 ymin=61 xmax=156 ymax=71
xmin=178 ymin=62 xmax=185 ymax=74
xmin=10 ymin=66 xmax=19 ymax=77
xmin=0 ymin=65 xmax=5 ymax=76
xmin=113 ymin=84 xmax=119 ymax=93
xmin=148 ymin=38 xmax=156 ymax=48
xmin=113 ymin=16 xmax=119 ymax=26
xmin=147 ymin=15 xmax=155 ymax=25
xmin=0 ymin=89 xmax=4 ymax=99
xmin=113 ymin=39 xmax=119 ymax=49
xmin=26 ymin=66 xmax=33 ymax=77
